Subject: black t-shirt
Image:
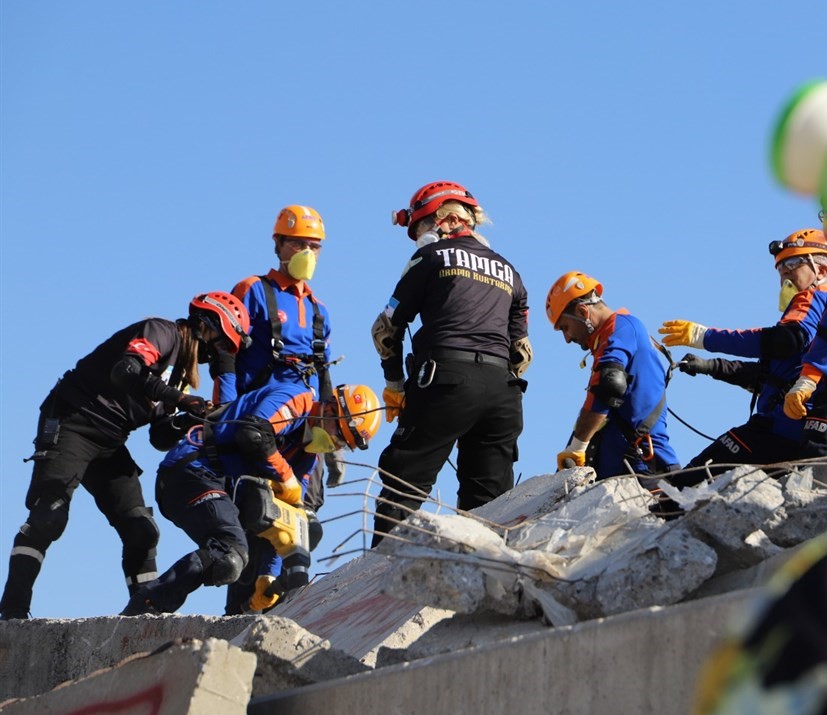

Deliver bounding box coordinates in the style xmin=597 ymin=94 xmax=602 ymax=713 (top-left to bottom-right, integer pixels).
xmin=381 ymin=236 xmax=529 ymax=383
xmin=56 ymin=318 xmax=183 ymax=438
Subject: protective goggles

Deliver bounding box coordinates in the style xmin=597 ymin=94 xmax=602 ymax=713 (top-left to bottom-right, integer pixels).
xmin=776 ymin=255 xmax=812 ymax=271
xmin=281 ymin=237 xmax=322 ymax=253
xmin=335 ymin=385 xmax=368 ymax=451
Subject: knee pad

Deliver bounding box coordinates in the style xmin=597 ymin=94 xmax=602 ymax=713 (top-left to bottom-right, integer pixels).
xmin=234 ymin=416 xmax=278 ymax=462
xmin=197 ymin=545 xmax=248 ymax=587
xmin=24 ymin=496 xmax=70 ymax=545
xmin=114 ymin=506 xmax=160 ymax=554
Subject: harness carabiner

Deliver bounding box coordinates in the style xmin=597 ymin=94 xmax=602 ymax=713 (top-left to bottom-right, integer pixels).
xmin=634 ymin=434 xmax=655 ymax=462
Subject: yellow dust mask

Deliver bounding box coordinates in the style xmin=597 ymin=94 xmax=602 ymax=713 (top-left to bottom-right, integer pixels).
xmin=779 ymin=279 xmax=798 ymax=312
xmin=304 ymin=426 xmax=336 ymax=454
xmin=287 ymin=249 xmax=316 ymax=281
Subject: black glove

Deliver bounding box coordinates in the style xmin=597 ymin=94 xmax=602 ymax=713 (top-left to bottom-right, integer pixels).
xmin=208 ymin=347 xmax=236 ymax=380
xmin=324 ymin=450 xmax=346 ymax=488
xmin=678 ymin=353 xmax=715 ymax=376
xmin=304 ymin=506 xmax=323 ymax=551
xmin=177 ymin=393 xmax=209 ymax=417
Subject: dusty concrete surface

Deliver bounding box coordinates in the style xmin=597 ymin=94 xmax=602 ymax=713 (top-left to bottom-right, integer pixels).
xmin=0 ymin=465 xmax=822 ymax=712
xmin=0 ymin=638 xmax=256 ymax=715
xmin=248 ymin=589 xmax=756 ymax=715
xmin=230 ymin=616 xmax=370 ymax=695
xmin=0 ymin=614 xmax=260 ymax=700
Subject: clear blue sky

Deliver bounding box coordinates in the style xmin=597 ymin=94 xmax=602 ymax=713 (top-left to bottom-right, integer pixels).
xmin=1 ymin=1 xmax=824 ymax=619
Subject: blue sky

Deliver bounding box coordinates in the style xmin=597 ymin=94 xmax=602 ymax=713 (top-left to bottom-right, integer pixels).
xmin=1 ymin=2 xmax=824 ymax=618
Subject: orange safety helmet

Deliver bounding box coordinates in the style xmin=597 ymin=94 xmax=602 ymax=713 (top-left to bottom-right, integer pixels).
xmin=334 ymin=384 xmax=381 ymax=451
xmin=769 ymin=228 xmax=827 ymax=267
xmin=391 ymin=181 xmax=479 ymax=240
xmin=273 ymin=205 xmax=326 ymax=241
xmin=546 ymin=272 xmax=603 ymax=329
xmin=189 ymin=292 xmax=251 ymax=353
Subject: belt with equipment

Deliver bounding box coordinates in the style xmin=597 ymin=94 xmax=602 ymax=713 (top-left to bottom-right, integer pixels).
xmin=426 ymin=348 xmax=510 ymax=370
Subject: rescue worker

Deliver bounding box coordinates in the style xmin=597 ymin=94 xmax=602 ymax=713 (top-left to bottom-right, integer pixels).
xmin=0 ymin=291 xmax=250 ymax=620
xmin=223 ymin=204 xmax=341 ymax=518
xmin=370 ymin=181 xmax=531 ymax=546
xmin=120 ymin=383 xmax=381 ymax=616
xmin=548 ymin=272 xmax=679 ymax=482
xmin=782 ymin=243 xmax=827 ymax=459
xmin=660 ymin=228 xmax=827 ymax=482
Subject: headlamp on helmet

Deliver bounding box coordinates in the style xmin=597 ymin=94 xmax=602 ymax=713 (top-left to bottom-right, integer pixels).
xmin=768 ymin=228 xmax=827 ymax=267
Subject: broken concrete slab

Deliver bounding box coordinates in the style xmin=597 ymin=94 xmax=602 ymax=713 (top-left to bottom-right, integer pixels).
xmin=0 ymin=614 xmax=260 ymax=700
xmin=0 ymin=637 xmax=255 ymax=715
xmin=229 ymin=615 xmax=370 ymax=695
xmin=273 ymin=549 xmax=454 ymax=665
xmin=681 ymin=467 xmax=786 ymax=570
xmin=374 ymin=611 xmax=549 ymax=668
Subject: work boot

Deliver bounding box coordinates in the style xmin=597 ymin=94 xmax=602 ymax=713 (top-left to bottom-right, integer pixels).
xmin=0 ymin=548 xmax=42 ymax=621
xmin=0 ymin=605 xmax=30 ymax=620
xmin=120 ymin=589 xmax=160 ymax=617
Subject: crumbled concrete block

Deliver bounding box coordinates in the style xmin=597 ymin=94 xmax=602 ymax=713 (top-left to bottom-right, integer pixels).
xmin=684 ymin=467 xmax=785 ymax=571
xmin=374 ymin=611 xmax=549 ymax=668
xmin=0 ymin=614 xmax=260 ymax=701
xmin=595 ymin=526 xmax=717 ymax=615
xmin=0 ymin=638 xmax=255 ymax=715
xmin=230 ymin=616 xmax=369 ymax=695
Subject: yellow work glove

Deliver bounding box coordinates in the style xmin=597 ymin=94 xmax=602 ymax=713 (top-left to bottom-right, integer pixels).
xmin=658 ymin=320 xmax=708 ymax=349
xmin=273 ymin=474 xmax=303 ymax=506
xmin=556 ymin=436 xmax=589 ymax=471
xmin=382 ymin=385 xmax=406 ymax=423
xmin=784 ymin=376 xmax=817 ymax=420
xmin=248 ymin=575 xmax=281 ymax=612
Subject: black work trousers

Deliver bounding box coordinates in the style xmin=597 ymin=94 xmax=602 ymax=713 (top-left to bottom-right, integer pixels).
xmin=0 ymin=408 xmax=156 ymax=617
xmin=373 ymin=354 xmax=524 ymax=546
xmin=675 ymin=415 xmax=801 ymax=487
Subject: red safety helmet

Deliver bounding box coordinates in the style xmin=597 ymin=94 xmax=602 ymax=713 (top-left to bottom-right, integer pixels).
xmin=391 ymin=181 xmax=479 ymax=239
xmin=189 ymin=292 xmax=251 ymax=353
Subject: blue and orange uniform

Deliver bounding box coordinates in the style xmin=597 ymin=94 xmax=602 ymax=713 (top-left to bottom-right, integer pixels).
xmin=583 ymin=309 xmax=678 ymax=478
xmin=786 ymin=296 xmax=827 ymax=457
xmin=680 ymin=286 xmax=827 ymax=479
xmin=122 ymin=382 xmax=318 ymax=615
xmin=215 ymin=270 xmax=332 ymax=403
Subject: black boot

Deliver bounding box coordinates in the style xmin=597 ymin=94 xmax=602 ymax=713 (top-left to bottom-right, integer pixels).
xmin=0 ymin=542 xmax=45 ymax=620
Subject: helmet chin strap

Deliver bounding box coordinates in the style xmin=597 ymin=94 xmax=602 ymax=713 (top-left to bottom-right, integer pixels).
xmin=806 ymin=255 xmax=827 ymax=288
xmin=567 ymin=301 xmax=599 ymax=335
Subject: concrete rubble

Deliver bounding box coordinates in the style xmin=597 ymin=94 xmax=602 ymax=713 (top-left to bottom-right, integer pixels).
xmin=0 ymin=637 xmax=256 ymax=715
xmin=0 ymin=463 xmax=824 ymax=711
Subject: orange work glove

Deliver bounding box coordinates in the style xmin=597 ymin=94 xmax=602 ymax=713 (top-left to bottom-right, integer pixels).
xmin=383 ymin=386 xmax=406 ymax=423
xmin=556 ymin=436 xmax=589 ymax=471
xmin=273 ymin=474 xmax=303 ymax=506
xmin=248 ymin=575 xmax=281 ymax=612
xmin=784 ymin=376 xmax=817 ymax=420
